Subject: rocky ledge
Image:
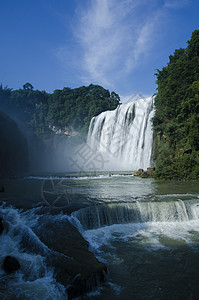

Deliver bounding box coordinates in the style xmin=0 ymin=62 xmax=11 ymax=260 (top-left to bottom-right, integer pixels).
xmin=134 ymin=167 xmax=155 ymax=178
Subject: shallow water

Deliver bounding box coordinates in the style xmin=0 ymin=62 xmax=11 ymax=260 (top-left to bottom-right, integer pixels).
xmin=1 ymin=173 xmax=199 ymax=299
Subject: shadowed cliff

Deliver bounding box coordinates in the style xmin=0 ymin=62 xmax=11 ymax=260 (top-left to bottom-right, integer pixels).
xmin=0 ymin=110 xmax=29 ymax=177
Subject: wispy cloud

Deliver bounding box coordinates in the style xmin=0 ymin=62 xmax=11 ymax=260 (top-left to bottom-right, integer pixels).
xmin=164 ymin=0 xmax=189 ymax=8
xmin=73 ymin=0 xmax=165 ymax=89
xmin=57 ymin=0 xmax=190 ymax=91
xmin=75 ymin=0 xmax=138 ymax=87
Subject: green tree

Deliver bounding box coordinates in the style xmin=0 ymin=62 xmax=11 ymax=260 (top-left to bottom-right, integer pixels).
xmin=153 ymin=29 xmax=199 ymax=180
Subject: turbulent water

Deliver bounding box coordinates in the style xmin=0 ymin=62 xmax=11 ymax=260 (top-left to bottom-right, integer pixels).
xmin=87 ymin=95 xmax=155 ymax=170
xmin=1 ymin=174 xmax=199 ymax=299
xmin=0 ymin=204 xmax=67 ymax=300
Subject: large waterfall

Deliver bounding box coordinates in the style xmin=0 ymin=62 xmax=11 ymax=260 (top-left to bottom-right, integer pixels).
xmin=87 ymin=95 xmax=155 ymax=170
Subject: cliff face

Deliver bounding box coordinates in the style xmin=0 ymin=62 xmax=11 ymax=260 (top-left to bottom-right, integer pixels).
xmin=0 ymin=110 xmax=29 ymax=177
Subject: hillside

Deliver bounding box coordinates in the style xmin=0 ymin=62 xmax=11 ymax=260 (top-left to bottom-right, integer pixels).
xmin=153 ymin=29 xmax=199 ymax=180
xmin=0 ymin=84 xmax=120 ymax=140
xmin=0 ymin=110 xmax=29 ymax=177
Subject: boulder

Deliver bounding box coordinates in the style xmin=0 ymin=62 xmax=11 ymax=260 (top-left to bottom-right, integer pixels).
xmin=140 ymin=171 xmax=149 ymax=178
xmin=0 ymin=184 xmax=5 ymax=192
xmin=2 ymin=256 xmax=21 ymax=273
xmin=0 ymin=217 xmax=4 ymax=234
xmin=30 ymin=215 xmax=107 ymax=299
xmin=133 ymin=169 xmax=144 ymax=176
xmin=133 ymin=167 xmax=155 ymax=178
xmin=146 ymin=167 xmax=155 ymax=176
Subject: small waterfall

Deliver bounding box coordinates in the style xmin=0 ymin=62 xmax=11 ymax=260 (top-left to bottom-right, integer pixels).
xmin=87 ymin=95 xmax=155 ymax=170
xmin=72 ymin=200 xmax=199 ymax=230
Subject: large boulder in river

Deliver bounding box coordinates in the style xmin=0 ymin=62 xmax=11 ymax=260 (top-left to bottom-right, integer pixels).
xmin=31 ymin=215 xmax=107 ymax=299
xmin=0 ymin=110 xmax=29 ymax=177
xmin=2 ymin=256 xmax=21 ymax=273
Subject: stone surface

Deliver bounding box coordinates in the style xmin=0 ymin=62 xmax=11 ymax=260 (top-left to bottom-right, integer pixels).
xmin=29 ymin=214 xmax=107 ymax=299
xmin=133 ymin=169 xmax=144 ymax=176
xmin=0 ymin=110 xmax=29 ymax=177
xmin=147 ymin=167 xmax=156 ymax=175
xmin=0 ymin=217 xmax=4 ymax=234
xmin=134 ymin=167 xmax=155 ymax=178
xmin=2 ymin=256 xmax=21 ymax=273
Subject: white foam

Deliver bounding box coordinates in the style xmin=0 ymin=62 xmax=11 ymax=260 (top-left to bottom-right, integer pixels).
xmin=25 ymin=173 xmax=132 ymax=181
xmin=83 ymin=220 xmax=199 ymax=252
xmin=0 ymin=205 xmax=67 ymax=299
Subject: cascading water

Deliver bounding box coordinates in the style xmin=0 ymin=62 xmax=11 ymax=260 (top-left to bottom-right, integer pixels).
xmin=87 ymin=95 xmax=155 ymax=170
xmin=72 ymin=199 xmax=199 ymax=230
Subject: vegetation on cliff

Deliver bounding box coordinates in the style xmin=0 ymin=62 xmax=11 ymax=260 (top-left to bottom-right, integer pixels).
xmin=153 ymin=29 xmax=199 ymax=180
xmin=0 ymin=83 xmax=120 ymax=139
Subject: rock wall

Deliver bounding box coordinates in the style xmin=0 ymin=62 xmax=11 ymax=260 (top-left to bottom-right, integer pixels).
xmin=0 ymin=110 xmax=29 ymax=177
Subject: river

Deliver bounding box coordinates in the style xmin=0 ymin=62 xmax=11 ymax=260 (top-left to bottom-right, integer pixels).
xmin=1 ymin=172 xmax=199 ymax=299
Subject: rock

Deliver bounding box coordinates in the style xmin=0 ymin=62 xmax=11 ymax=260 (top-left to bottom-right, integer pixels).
xmin=133 ymin=167 xmax=155 ymax=178
xmin=146 ymin=167 xmax=155 ymax=176
xmin=0 ymin=110 xmax=29 ymax=177
xmin=0 ymin=217 xmax=4 ymax=234
xmin=2 ymin=256 xmax=21 ymax=273
xmin=31 ymin=215 xmax=107 ymax=299
xmin=133 ymin=169 xmax=144 ymax=176
xmin=0 ymin=184 xmax=5 ymax=192
xmin=140 ymin=172 xmax=149 ymax=178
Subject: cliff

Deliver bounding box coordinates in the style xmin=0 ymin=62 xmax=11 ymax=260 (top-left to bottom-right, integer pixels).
xmin=0 ymin=110 xmax=29 ymax=177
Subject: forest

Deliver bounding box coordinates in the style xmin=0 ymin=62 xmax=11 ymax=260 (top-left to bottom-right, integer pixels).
xmin=0 ymin=83 xmax=120 ymax=139
xmin=153 ymin=29 xmax=199 ymax=180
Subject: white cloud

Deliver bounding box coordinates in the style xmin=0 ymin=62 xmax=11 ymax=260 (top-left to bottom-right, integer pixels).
xmin=164 ymin=0 xmax=189 ymax=8
xmin=73 ymin=0 xmax=164 ymax=89
xmin=57 ymin=0 xmax=190 ymax=92
xmin=75 ymin=0 xmax=138 ymax=87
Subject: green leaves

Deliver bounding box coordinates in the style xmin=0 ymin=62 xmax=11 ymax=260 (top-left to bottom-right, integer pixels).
xmin=0 ymin=82 xmax=120 ymax=139
xmin=153 ymin=29 xmax=199 ymax=180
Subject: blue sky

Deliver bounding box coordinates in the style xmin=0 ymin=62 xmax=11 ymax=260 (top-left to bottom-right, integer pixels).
xmin=0 ymin=0 xmax=199 ymax=98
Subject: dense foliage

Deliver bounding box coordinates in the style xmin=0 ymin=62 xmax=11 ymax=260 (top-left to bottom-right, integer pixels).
xmin=153 ymin=29 xmax=199 ymax=180
xmin=0 ymin=84 xmax=120 ymax=139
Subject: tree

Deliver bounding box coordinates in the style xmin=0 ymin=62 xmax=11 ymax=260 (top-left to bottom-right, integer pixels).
xmin=153 ymin=29 xmax=199 ymax=179
xmin=23 ymin=82 xmax=33 ymax=90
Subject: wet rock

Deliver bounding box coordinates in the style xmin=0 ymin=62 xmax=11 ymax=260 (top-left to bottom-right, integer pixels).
xmin=66 ymin=265 xmax=107 ymax=299
xmin=146 ymin=167 xmax=155 ymax=176
xmin=2 ymin=256 xmax=21 ymax=273
xmin=32 ymin=215 xmax=108 ymax=299
xmin=133 ymin=167 xmax=155 ymax=178
xmin=0 ymin=217 xmax=4 ymax=234
xmin=140 ymin=171 xmax=149 ymax=178
xmin=133 ymin=169 xmax=144 ymax=176
xmin=0 ymin=185 xmax=5 ymax=192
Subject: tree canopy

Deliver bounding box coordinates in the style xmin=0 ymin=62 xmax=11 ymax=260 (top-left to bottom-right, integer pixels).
xmin=153 ymin=29 xmax=199 ymax=180
xmin=0 ymin=83 xmax=120 ymax=139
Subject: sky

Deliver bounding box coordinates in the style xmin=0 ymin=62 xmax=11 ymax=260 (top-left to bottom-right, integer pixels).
xmin=0 ymin=0 xmax=199 ymax=99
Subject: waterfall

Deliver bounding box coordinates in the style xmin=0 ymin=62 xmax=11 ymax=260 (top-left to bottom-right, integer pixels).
xmin=72 ymin=200 xmax=199 ymax=230
xmin=87 ymin=95 xmax=155 ymax=171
